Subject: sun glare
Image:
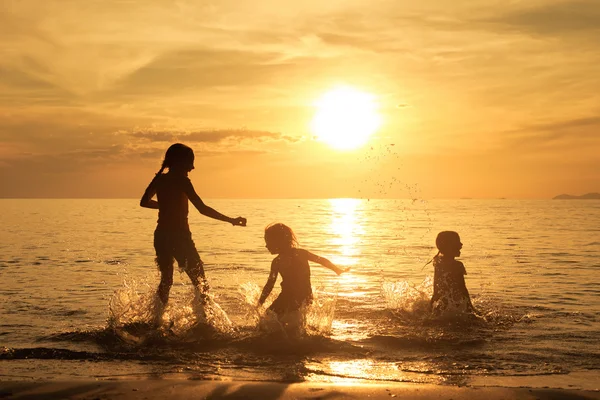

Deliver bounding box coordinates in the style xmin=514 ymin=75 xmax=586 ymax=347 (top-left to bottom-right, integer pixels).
xmin=311 ymin=86 xmax=381 ymax=150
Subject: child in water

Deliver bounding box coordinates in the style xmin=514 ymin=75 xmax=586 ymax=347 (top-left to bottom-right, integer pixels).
xmin=258 ymin=223 xmax=348 ymax=317
xmin=430 ymin=231 xmax=476 ymax=314
xmin=140 ymin=143 xmax=246 ymax=306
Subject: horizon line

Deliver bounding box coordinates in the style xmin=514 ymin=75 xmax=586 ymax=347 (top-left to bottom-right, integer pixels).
xmin=0 ymin=196 xmax=572 ymax=201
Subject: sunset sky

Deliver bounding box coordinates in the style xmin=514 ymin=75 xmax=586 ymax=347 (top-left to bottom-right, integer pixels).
xmin=1 ymin=0 xmax=599 ymax=199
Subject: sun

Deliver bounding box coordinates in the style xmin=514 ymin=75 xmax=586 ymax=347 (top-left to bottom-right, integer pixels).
xmin=311 ymin=86 xmax=381 ymax=150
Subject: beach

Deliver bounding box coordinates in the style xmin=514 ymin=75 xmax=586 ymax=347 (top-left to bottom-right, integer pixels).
xmin=2 ymin=380 xmax=600 ymax=400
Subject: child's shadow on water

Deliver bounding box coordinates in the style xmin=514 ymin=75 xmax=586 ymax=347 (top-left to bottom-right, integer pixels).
xmin=205 ymin=382 xmax=288 ymax=400
xmin=205 ymin=382 xmax=346 ymax=400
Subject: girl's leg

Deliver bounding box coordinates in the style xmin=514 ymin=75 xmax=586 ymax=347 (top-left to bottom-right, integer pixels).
xmin=175 ymin=233 xmax=207 ymax=292
xmin=154 ymin=230 xmax=174 ymax=305
xmin=156 ymin=256 xmax=174 ymax=304
xmin=268 ymin=295 xmax=288 ymax=317
xmin=185 ymin=259 xmax=209 ymax=306
xmin=185 ymin=260 xmax=208 ymax=293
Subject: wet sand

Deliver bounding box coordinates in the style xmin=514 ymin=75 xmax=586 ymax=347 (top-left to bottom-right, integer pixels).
xmin=1 ymin=380 xmax=600 ymax=400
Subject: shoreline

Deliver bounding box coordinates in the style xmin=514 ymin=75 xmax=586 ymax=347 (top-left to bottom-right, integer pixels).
xmin=1 ymin=380 xmax=600 ymax=400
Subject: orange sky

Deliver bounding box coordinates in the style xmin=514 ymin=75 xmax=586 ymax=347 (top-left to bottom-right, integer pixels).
xmin=1 ymin=0 xmax=599 ymax=199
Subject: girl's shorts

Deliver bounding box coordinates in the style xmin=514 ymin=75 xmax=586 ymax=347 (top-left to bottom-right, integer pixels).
xmin=154 ymin=229 xmax=203 ymax=273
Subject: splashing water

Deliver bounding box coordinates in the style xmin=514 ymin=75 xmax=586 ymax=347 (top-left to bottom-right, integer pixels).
xmin=383 ymin=276 xmax=479 ymax=326
xmin=381 ymin=276 xmax=529 ymax=331
xmin=238 ymin=282 xmax=339 ymax=338
xmin=382 ymin=277 xmax=433 ymax=317
xmin=161 ymin=287 xmax=234 ymax=338
xmin=305 ymin=289 xmax=338 ymax=336
xmin=108 ymin=276 xmax=234 ymax=344
xmin=108 ymin=276 xmax=160 ymax=328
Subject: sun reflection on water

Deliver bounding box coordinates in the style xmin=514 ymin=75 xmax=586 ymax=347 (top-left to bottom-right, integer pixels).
xmin=326 ymin=198 xmax=369 ymax=299
xmin=305 ymin=359 xmax=404 ymax=383
xmin=327 ymin=198 xmax=364 ymax=267
xmin=304 ymin=358 xmax=452 ymax=385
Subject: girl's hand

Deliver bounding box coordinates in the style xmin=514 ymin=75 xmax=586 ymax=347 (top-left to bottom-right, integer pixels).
xmin=231 ymin=217 xmax=247 ymax=226
xmin=336 ymin=266 xmax=350 ymax=275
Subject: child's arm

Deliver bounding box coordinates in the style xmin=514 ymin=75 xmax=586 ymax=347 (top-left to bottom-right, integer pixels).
xmin=258 ymin=259 xmax=279 ymax=306
xmin=304 ymin=250 xmax=349 ymax=275
xmin=458 ymin=261 xmax=476 ymax=311
xmin=140 ymin=176 xmax=159 ymax=209
xmin=183 ymin=179 xmax=246 ymax=226
xmin=431 ymin=268 xmax=440 ymax=305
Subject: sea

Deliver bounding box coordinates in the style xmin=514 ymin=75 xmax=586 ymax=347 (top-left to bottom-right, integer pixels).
xmin=1 ymin=198 xmax=599 ymax=389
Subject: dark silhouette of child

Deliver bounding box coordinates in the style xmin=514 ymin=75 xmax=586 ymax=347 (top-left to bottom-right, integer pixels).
xmin=430 ymin=231 xmax=476 ymax=314
xmin=140 ymin=143 xmax=246 ymax=305
xmin=258 ymin=223 xmax=348 ymax=317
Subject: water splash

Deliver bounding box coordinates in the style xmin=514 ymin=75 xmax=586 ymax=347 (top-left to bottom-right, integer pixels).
xmin=108 ymin=275 xmax=159 ymax=328
xmin=383 ymin=276 xmax=484 ymax=326
xmin=381 ymin=276 xmax=532 ymax=332
xmin=108 ymin=275 xmax=234 ymax=344
xmin=305 ymin=290 xmax=338 ymax=336
xmin=382 ymin=276 xmax=433 ymax=316
xmin=238 ymin=282 xmax=338 ymax=338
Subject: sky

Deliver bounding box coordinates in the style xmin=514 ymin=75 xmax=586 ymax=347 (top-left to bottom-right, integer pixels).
xmin=1 ymin=0 xmax=599 ymax=199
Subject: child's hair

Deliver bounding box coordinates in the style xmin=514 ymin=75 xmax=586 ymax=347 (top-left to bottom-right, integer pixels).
xmin=435 ymin=231 xmax=460 ymax=255
xmin=157 ymin=143 xmax=194 ymax=174
xmin=422 ymin=230 xmax=460 ymax=270
xmin=264 ymin=223 xmax=298 ymax=252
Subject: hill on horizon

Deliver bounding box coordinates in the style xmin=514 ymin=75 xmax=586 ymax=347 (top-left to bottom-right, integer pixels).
xmin=553 ymin=192 xmax=600 ymax=200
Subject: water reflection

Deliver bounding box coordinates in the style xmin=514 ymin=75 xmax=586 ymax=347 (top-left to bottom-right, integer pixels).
xmin=305 ymin=359 xmax=404 ymax=383
xmin=329 ymin=320 xmax=370 ymax=342
xmin=327 ymin=199 xmax=368 ymax=299
xmin=327 ymin=198 xmax=364 ymax=267
xmin=304 ymin=358 xmax=468 ymax=385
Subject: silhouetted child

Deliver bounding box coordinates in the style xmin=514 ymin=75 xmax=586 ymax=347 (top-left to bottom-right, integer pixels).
xmin=140 ymin=143 xmax=246 ymax=305
xmin=258 ymin=223 xmax=347 ymax=317
xmin=430 ymin=231 xmax=475 ymax=314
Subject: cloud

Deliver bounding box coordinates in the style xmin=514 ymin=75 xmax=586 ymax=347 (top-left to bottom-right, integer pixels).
xmin=505 ymin=115 xmax=600 ymax=149
xmin=0 ymin=139 xmax=271 ymax=178
xmin=107 ymin=49 xmax=289 ymax=96
xmin=0 ymin=144 xmax=127 ymax=174
xmin=485 ymin=0 xmax=600 ymax=36
xmin=0 ymin=4 xmax=54 ymax=44
xmin=129 ymin=128 xmax=298 ymax=144
xmin=0 ymin=64 xmax=74 ymax=105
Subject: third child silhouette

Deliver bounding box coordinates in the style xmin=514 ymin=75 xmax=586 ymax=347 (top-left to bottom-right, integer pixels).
xmin=429 ymin=231 xmax=476 ymax=315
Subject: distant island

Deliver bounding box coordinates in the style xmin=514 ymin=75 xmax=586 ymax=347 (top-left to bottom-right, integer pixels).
xmin=553 ymin=192 xmax=600 ymax=200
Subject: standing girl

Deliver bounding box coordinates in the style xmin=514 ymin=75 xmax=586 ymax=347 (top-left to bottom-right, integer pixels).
xmin=140 ymin=143 xmax=246 ymax=305
xmin=258 ymin=223 xmax=347 ymax=317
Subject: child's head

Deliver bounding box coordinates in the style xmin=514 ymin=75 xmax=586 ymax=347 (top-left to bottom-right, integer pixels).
xmin=435 ymin=231 xmax=462 ymax=258
xmin=161 ymin=143 xmax=195 ymax=173
xmin=264 ymin=223 xmax=298 ymax=254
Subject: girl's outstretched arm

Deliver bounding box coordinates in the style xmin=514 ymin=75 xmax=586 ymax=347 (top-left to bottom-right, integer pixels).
xmin=140 ymin=176 xmax=159 ymax=209
xmin=258 ymin=259 xmax=279 ymax=306
xmin=184 ymin=179 xmax=246 ymax=226
xmin=304 ymin=250 xmax=349 ymax=275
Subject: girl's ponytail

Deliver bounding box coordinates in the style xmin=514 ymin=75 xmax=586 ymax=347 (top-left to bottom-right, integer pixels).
xmin=149 ymin=163 xmax=166 ymax=185
xmin=421 ymin=251 xmax=440 ymax=271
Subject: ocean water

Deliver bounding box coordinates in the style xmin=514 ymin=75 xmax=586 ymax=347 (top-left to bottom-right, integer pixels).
xmin=1 ymin=198 xmax=599 ymax=389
